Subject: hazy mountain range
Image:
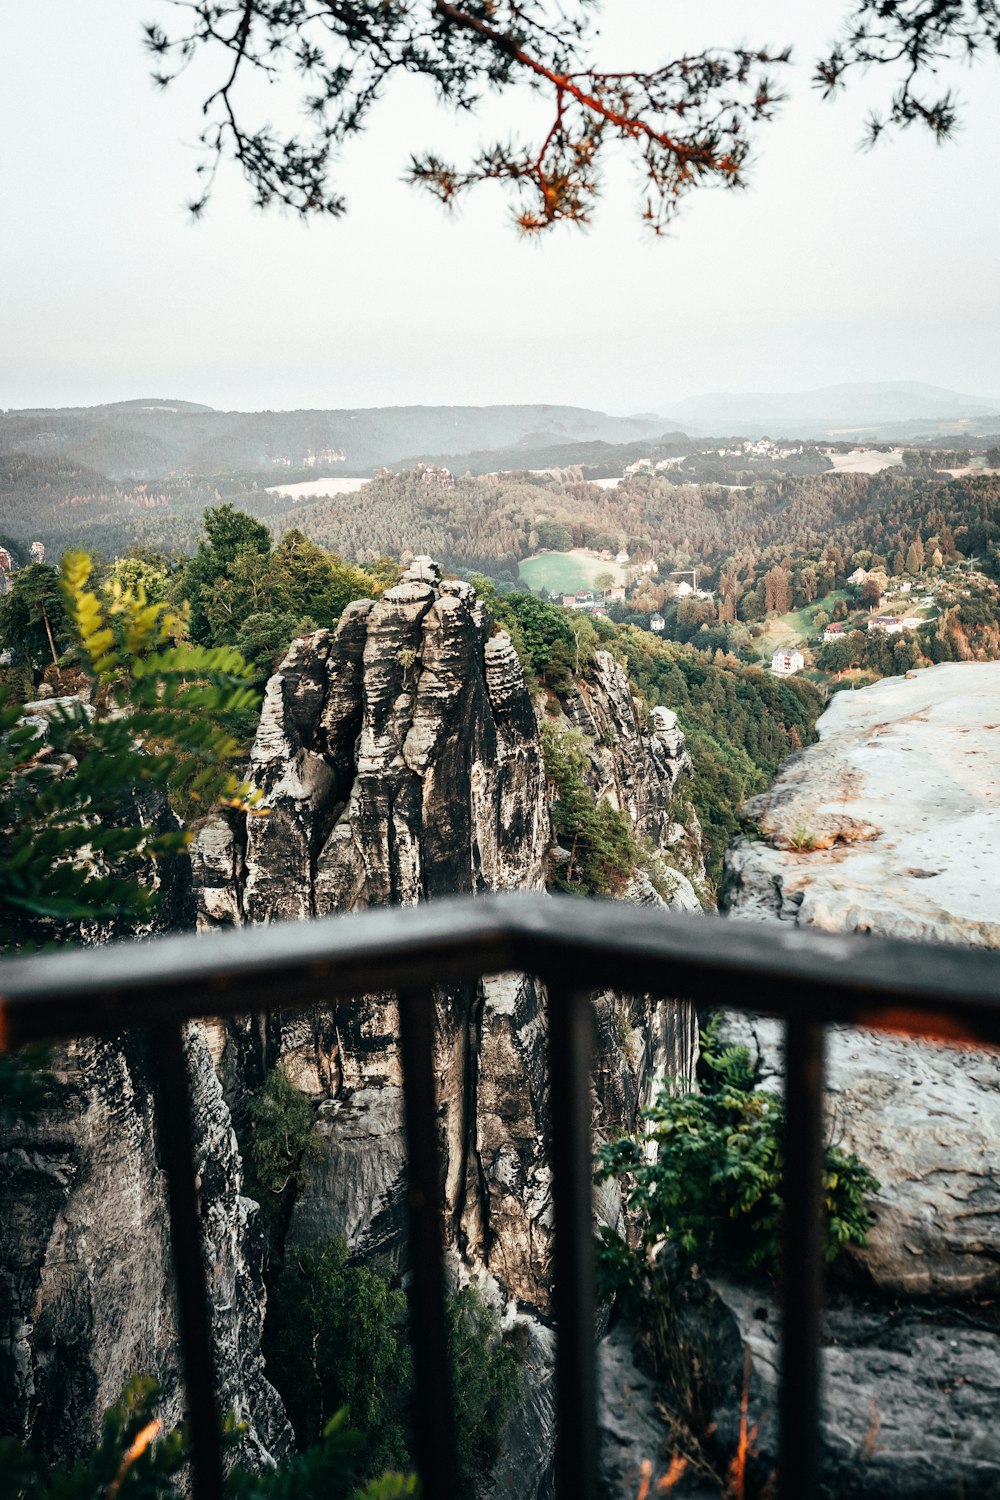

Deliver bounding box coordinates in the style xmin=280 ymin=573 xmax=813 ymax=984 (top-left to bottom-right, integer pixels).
xmin=0 ymin=401 xmax=660 ymax=480
xmin=657 ymin=381 xmax=1000 ymax=440
xmin=1 ymin=383 xmax=997 ymax=482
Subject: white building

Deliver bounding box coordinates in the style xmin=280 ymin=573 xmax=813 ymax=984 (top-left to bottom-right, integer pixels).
xmin=615 ymin=550 xmax=629 ymax=564
xmin=771 ymin=648 xmax=805 ymax=676
xmin=650 ymin=614 xmax=665 ymax=633
xmin=847 ymin=567 xmax=868 ymax=586
xmin=868 ymin=616 xmax=905 ymax=636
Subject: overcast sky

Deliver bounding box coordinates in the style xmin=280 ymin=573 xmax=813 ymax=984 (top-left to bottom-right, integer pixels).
xmin=2 ymin=2 xmax=998 ymax=414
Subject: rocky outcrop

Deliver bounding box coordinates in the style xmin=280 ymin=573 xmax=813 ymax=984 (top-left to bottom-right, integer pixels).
xmin=1 ymin=560 xmax=705 ymax=1482
xmin=668 ymin=1273 xmax=1000 ymax=1499
xmin=0 ymin=1027 xmax=291 ymax=1464
xmin=193 ymin=562 xmax=548 ymax=928
xmin=192 ymin=563 xmax=701 ymax=1304
xmin=713 ymin=663 xmax=1000 ymax=1492
xmin=562 ymin=654 xmax=703 ymax=906
xmin=0 ymin=777 xmax=290 ymax=1465
xmin=723 ymin=662 xmax=1000 ymax=947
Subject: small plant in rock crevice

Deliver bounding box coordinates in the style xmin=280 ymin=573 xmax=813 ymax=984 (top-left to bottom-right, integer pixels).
xmin=595 ymin=1025 xmax=879 ymax=1283
xmin=241 ymin=1067 xmax=322 ymax=1235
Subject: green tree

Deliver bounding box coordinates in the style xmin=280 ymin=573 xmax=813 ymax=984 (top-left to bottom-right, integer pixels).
xmin=105 ymin=554 xmax=170 ymax=605
xmin=905 ymin=537 xmax=925 ymax=574
xmin=0 ymin=564 xmax=70 ymax=674
xmin=596 ymin=1034 xmax=878 ymax=1280
xmin=542 ymin=724 xmax=637 ymax=894
xmin=266 ymin=1238 xmax=410 ymax=1469
xmin=181 ymin=504 xmax=273 ymax=644
xmin=0 ymin=551 xmax=258 ymax=955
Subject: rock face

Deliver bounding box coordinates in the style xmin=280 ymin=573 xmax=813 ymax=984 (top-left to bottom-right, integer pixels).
xmin=0 ymin=783 xmax=291 ymax=1465
xmin=724 ymin=662 xmax=1000 ymax=947
xmin=563 ymin=653 xmax=703 ymax=909
xmin=0 ymin=1027 xmax=291 ymax=1465
xmin=194 ymin=563 xmax=548 ymax=927
xmin=0 ymin=560 xmax=704 ymax=1483
xmin=191 ymin=562 xmax=703 ymax=1487
xmin=193 ymin=564 xmax=701 ymax=1293
xmin=715 ymin=663 xmax=1000 ymax=1493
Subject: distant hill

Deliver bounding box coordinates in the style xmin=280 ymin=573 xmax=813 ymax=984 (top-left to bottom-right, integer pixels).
xmin=0 ymin=402 xmax=661 ymax=480
xmin=659 ymin=381 xmax=1000 ymax=440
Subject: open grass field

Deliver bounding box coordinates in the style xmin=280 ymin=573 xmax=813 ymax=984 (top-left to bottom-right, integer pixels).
xmin=753 ymin=589 xmax=851 ymax=664
xmin=519 ymin=549 xmax=626 ymax=593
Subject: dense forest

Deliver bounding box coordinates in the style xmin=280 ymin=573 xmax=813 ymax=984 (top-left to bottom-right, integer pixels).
xmin=293 ymin=466 xmax=1000 ymax=581
xmin=0 ymin=453 xmax=293 ymax=558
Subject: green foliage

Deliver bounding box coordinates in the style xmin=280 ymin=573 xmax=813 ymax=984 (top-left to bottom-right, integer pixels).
xmin=179 ymin=507 xmax=381 ymax=664
xmin=0 ymin=1047 xmax=53 ymax=1123
xmin=0 ymin=1374 xmax=188 ymax=1500
xmin=617 ymin=626 xmax=824 ymax=880
xmin=542 ymin=724 xmax=637 ymax=894
xmin=0 ymin=551 xmax=259 ymax=953
xmin=265 ymin=1238 xmax=410 ymax=1473
xmin=242 ymin=1068 xmax=322 ymax=1217
xmin=448 ymin=1286 xmax=519 ymax=1493
xmin=0 ymin=563 xmax=71 ymax=672
xmin=0 ymin=1374 xmax=410 ymax=1500
xmin=489 ymin=588 xmax=579 ymax=689
xmin=264 ymin=1237 xmax=518 ymax=1497
xmin=596 ymin=1028 xmax=879 ymax=1281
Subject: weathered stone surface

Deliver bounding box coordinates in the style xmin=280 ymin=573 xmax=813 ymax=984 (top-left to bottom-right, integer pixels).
xmin=714 ymin=663 xmax=1000 ymax=1494
xmin=722 ymin=1013 xmax=1000 ymax=1298
xmin=723 ymin=662 xmax=1000 ymax=946
xmin=564 ymin=649 xmax=703 ymax=876
xmin=183 ymin=565 xmax=707 ymax=1499
xmin=689 ymin=1276 xmax=1000 ymax=1499
xmin=721 ymin=665 xmax=1000 ymax=1297
xmin=0 ymin=1028 xmax=291 ymax=1465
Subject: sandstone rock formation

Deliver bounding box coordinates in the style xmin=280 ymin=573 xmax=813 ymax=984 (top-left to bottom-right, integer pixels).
xmin=193 ymin=563 xmax=702 ymax=1299
xmin=562 ymin=657 xmax=703 ymax=910
xmin=714 ymin=662 xmax=1000 ymax=1493
xmin=0 ymin=1027 xmax=291 ymax=1465
xmin=724 ymin=661 xmax=1000 ymax=946
xmin=189 ymin=561 xmax=703 ymax=1490
xmin=1 ymin=558 xmax=705 ymax=1487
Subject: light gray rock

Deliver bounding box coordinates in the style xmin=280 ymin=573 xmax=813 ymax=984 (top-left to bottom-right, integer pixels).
xmin=696 ymin=1277 xmax=1000 ymax=1499
xmin=722 ymin=1014 xmax=1000 ymax=1297
xmin=714 ymin=663 xmax=1000 ymax=1494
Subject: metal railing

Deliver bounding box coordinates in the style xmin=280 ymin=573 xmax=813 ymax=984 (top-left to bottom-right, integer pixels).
xmin=3 ymin=892 xmax=1000 ymax=1500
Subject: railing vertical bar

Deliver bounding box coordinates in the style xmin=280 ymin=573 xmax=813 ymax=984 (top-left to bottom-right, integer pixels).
xmin=151 ymin=1022 xmax=225 ymax=1500
xmin=780 ymin=1016 xmax=826 ymax=1500
xmin=397 ymin=987 xmax=459 ymax=1500
xmin=547 ymin=983 xmax=597 ymax=1500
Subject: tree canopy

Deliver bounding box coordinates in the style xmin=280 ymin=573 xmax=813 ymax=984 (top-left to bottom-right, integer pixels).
xmin=147 ymin=1 xmax=1000 ymax=230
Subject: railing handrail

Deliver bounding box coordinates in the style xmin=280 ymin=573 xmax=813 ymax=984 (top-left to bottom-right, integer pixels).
xmin=4 ymin=892 xmax=1000 ymax=1500
xmin=3 ymin=890 xmax=1000 ymax=1048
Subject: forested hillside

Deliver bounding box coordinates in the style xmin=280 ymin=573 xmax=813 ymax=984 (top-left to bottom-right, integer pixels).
xmin=0 ymin=454 xmax=293 ymax=558
xmin=294 ymin=466 xmax=1000 ymax=581
xmin=0 ymin=400 xmax=659 ymax=479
